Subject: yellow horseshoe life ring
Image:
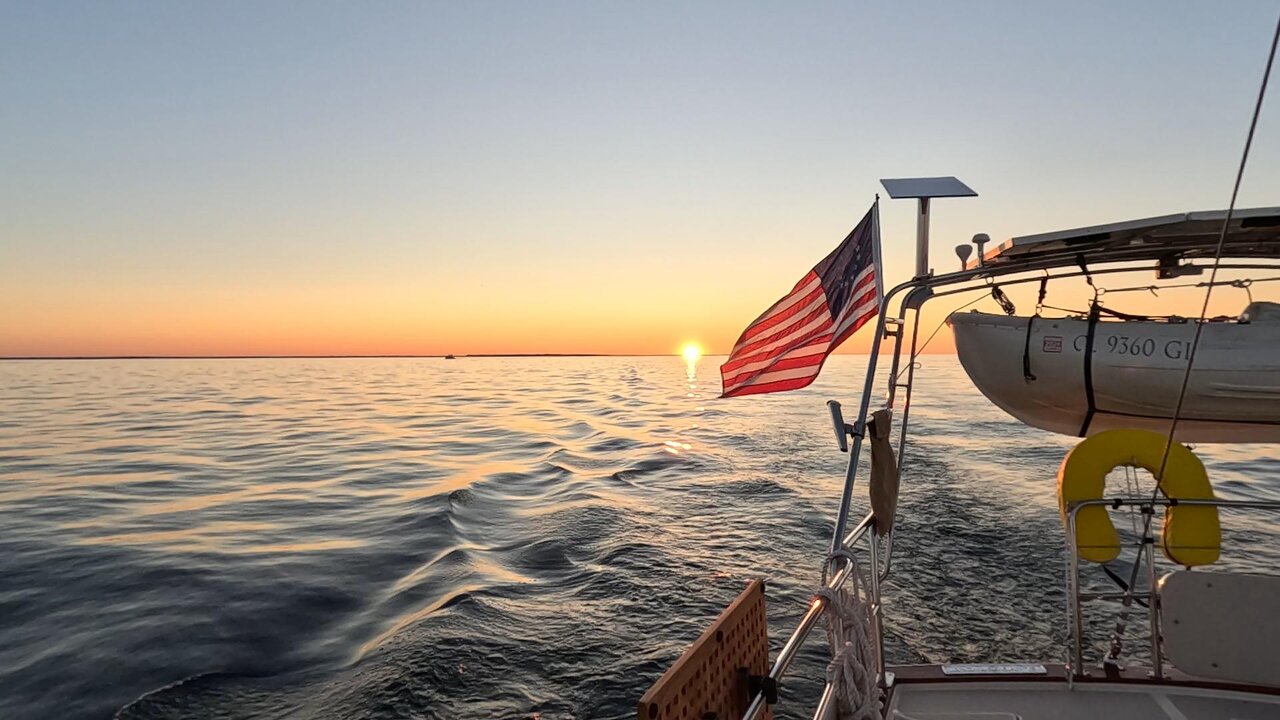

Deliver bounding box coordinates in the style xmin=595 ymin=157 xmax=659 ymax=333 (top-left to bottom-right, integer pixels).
xmin=1058 ymin=428 xmax=1220 ymax=566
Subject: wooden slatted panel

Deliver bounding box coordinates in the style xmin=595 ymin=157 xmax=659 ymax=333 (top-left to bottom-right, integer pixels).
xmin=637 ymin=579 xmax=771 ymax=720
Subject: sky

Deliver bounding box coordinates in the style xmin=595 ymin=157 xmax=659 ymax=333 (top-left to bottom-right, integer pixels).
xmin=2 ymin=1 xmax=1279 ymax=357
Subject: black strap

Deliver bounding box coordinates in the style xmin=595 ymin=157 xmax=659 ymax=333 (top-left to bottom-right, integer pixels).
xmin=1102 ymin=563 xmax=1150 ymax=608
xmin=1021 ymin=276 xmax=1051 ymax=382
xmin=991 ymin=285 xmax=1016 ymax=316
xmin=1076 ymin=254 xmax=1094 ymax=290
xmin=1095 ymin=305 xmax=1156 ymax=322
xmin=1041 ymin=303 xmax=1162 ymax=322
xmin=1022 ymin=315 xmax=1037 ymax=382
xmin=1078 ymin=301 xmax=1101 ymax=436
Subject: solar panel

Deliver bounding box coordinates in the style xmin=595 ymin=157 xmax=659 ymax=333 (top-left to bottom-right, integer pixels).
xmin=966 ymin=206 xmax=1280 ymax=273
xmin=880 ymin=176 xmax=978 ymax=199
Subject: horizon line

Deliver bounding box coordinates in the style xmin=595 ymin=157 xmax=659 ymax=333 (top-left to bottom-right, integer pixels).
xmin=0 ymin=351 xmax=956 ymax=361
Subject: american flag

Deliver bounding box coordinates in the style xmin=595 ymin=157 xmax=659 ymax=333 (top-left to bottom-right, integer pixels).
xmin=720 ymin=202 xmax=881 ymax=398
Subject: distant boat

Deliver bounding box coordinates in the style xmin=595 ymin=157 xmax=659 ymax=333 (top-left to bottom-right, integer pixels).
xmin=445 ymin=354 xmax=456 ymax=360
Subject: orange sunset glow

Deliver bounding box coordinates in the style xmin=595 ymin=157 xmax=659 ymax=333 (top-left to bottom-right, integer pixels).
xmin=3 ymin=247 xmax=1265 ymax=358
xmin=3 ymin=3 xmax=1278 ymax=360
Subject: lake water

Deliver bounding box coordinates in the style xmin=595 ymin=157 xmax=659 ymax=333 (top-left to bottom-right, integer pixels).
xmin=2 ymin=356 xmax=1277 ymax=720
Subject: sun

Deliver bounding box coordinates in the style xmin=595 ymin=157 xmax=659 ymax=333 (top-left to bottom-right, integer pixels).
xmin=681 ymin=342 xmax=703 ymax=362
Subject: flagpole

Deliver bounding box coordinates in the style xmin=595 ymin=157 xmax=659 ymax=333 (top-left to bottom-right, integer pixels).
xmin=829 ymin=197 xmax=884 ymax=556
xmin=831 ymin=179 xmax=976 ymax=553
xmin=871 ymin=195 xmax=885 ymax=301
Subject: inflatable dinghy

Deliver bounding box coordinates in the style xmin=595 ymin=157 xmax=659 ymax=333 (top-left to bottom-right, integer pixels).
xmin=951 ymin=302 xmax=1280 ymax=442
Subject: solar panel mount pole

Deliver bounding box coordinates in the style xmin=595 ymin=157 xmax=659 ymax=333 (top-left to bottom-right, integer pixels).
xmin=916 ymin=197 xmax=931 ymax=278
xmin=879 ymin=176 xmax=978 ymax=279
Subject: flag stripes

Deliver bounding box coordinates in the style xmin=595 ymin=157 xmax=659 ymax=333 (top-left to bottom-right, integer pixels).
xmin=720 ymin=202 xmax=881 ymax=398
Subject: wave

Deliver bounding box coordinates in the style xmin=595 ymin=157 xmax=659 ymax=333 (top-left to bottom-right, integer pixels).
xmin=0 ymin=356 xmax=1274 ymax=720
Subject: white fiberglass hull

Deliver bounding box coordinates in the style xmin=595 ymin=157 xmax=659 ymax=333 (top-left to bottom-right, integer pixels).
xmin=950 ymin=311 xmax=1280 ymax=442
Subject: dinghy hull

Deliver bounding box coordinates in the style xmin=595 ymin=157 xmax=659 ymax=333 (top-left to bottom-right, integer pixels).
xmin=951 ymin=311 xmax=1280 ymax=442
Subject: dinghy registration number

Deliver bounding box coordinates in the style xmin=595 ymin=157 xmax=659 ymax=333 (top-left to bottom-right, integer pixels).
xmin=1070 ymin=335 xmax=1190 ymax=359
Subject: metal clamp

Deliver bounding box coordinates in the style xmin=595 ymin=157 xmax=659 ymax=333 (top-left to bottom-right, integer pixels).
xmin=742 ymin=669 xmax=778 ymax=706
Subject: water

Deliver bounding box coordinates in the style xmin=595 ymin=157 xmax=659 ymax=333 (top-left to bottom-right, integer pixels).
xmin=2 ymin=356 xmax=1277 ymax=720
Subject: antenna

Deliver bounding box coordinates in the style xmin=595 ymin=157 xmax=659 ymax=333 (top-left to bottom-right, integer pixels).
xmin=971 ymin=233 xmax=990 ymax=267
xmin=880 ymin=177 xmax=978 ymax=278
xmin=954 ymin=244 xmax=973 ymax=270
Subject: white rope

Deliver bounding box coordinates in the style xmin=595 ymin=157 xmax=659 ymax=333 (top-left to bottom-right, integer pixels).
xmin=817 ymin=555 xmax=881 ymax=720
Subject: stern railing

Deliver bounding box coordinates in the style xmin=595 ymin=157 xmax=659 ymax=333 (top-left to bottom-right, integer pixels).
xmin=1065 ymin=497 xmax=1280 ymax=677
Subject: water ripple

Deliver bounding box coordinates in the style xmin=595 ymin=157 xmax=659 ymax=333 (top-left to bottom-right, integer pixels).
xmin=0 ymin=356 xmax=1275 ymax=720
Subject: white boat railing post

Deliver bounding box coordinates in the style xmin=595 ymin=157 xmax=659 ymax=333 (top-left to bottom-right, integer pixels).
xmin=892 ymin=289 xmax=932 ymax=472
xmin=868 ymin=514 xmax=885 ymax=685
xmin=1146 ymin=537 xmax=1163 ymax=679
xmin=811 ymin=683 xmax=836 ymax=720
xmin=1066 ymin=504 xmax=1086 ymax=675
xmin=883 ymin=314 xmax=909 ymax=411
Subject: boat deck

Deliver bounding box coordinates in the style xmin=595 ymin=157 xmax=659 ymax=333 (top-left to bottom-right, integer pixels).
xmin=888 ymin=680 xmax=1280 ymax=720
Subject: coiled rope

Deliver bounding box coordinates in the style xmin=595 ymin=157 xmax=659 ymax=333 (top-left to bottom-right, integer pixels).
xmin=818 ymin=552 xmax=881 ymax=720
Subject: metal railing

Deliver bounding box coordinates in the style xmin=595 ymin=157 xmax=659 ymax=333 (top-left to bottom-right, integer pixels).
xmin=1064 ymin=496 xmax=1280 ymax=676
xmin=741 ymin=512 xmax=882 ymax=720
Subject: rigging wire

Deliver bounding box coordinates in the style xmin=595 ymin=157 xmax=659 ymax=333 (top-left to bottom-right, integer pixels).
xmin=1156 ymin=14 xmax=1280 ymax=484
xmin=889 ymin=293 xmax=988 ymax=386
xmin=1103 ymin=12 xmax=1280 ymax=669
xmin=915 ymin=294 xmax=987 ymax=356
xmin=1099 ymin=276 xmax=1280 ymax=297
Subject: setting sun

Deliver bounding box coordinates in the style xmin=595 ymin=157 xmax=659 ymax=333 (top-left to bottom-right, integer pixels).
xmin=681 ymin=342 xmax=703 ymax=362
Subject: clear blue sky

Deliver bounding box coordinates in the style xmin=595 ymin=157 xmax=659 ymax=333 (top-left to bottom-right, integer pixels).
xmin=2 ymin=2 xmax=1278 ymax=355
